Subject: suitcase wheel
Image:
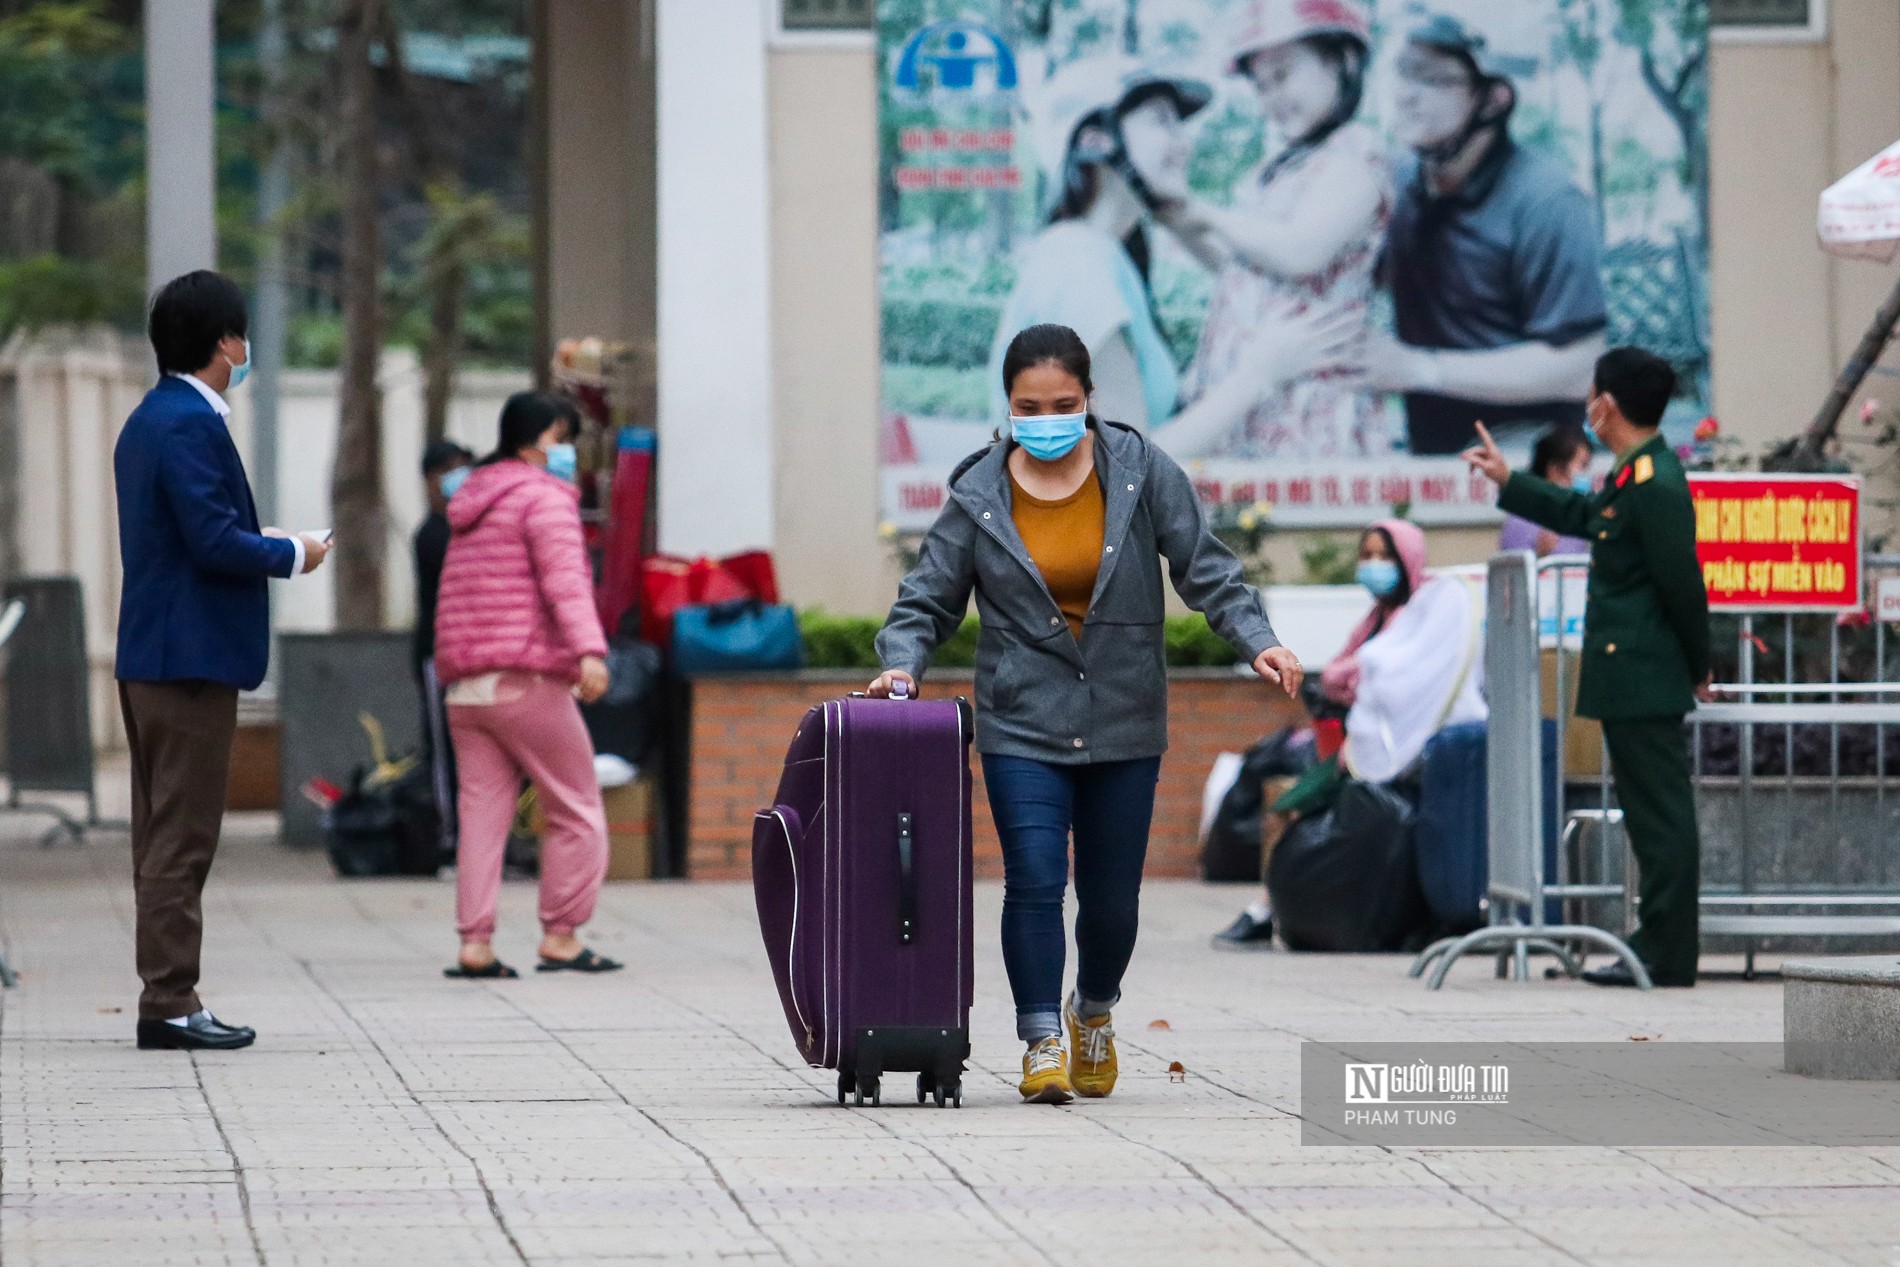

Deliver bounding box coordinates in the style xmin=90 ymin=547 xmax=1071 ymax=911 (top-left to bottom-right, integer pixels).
xmin=837 ymin=1071 xmax=854 ymax=1106
xmin=851 ymin=1075 xmax=880 ymax=1107
xmin=916 ymin=1072 xmax=935 ymax=1105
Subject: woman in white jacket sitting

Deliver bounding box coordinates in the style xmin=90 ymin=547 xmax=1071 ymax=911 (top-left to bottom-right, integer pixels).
xmin=1336 ymin=526 xmax=1487 ymax=783
xmin=1216 ymin=518 xmax=1485 ymax=945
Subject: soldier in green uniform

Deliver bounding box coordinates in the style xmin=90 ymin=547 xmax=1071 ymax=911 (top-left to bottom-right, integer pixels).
xmin=1464 ymin=346 xmax=1711 ymax=987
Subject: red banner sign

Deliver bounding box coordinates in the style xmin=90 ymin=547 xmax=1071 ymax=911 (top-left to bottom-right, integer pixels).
xmin=1689 ymin=474 xmax=1861 ymax=611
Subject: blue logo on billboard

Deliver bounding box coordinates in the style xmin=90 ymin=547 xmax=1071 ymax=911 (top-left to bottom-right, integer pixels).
xmin=893 ymin=21 xmax=1018 ymax=98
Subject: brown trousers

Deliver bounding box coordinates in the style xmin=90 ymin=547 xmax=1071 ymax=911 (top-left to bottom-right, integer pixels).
xmin=119 ymin=680 xmax=237 ymax=1020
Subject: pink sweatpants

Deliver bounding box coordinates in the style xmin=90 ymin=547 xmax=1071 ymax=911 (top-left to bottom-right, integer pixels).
xmin=448 ymin=673 xmax=608 ymax=942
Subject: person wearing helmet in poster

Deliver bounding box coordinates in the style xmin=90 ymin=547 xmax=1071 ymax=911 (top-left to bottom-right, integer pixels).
xmin=987 ymin=55 xmax=1355 ymax=441
xmin=1154 ymin=0 xmax=1393 ymax=461
xmin=1347 ymin=12 xmax=1608 ymax=457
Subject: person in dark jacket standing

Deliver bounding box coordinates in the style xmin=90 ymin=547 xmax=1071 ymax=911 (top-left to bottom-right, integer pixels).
xmin=415 ymin=439 xmax=474 ymax=856
xmin=115 ymin=270 xmax=329 ymax=1049
xmin=414 ymin=439 xmax=474 ymax=678
xmin=871 ymin=324 xmax=1304 ymax=1103
xmin=1464 ymin=345 xmax=1711 ymax=987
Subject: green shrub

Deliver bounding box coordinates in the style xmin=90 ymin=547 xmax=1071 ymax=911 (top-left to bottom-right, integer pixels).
xmin=797 ymin=610 xmax=884 ymax=670
xmin=935 ymin=616 xmax=980 ymax=667
xmin=1301 ymin=536 xmax=1361 ymax=586
xmin=0 ymin=254 xmax=142 ymax=339
xmin=1164 ymin=613 xmax=1240 ymax=667
xmin=799 ymin=609 xmax=1234 ymax=670
xmin=798 ymin=610 xmax=981 ymax=670
xmin=288 ymin=312 xmax=345 ymax=369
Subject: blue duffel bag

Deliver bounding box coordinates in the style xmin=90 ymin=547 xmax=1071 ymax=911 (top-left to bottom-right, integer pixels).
xmin=672 ymin=599 xmax=805 ymax=674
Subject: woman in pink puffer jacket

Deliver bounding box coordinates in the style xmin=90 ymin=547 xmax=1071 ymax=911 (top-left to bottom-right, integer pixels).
xmin=435 ymin=391 xmax=618 ymax=979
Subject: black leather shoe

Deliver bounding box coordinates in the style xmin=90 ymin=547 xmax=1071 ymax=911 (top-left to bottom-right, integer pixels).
xmin=1581 ymin=962 xmax=1695 ymax=989
xmin=1213 ymin=910 xmax=1275 ymax=949
xmin=136 ymin=1013 xmax=257 ymax=1050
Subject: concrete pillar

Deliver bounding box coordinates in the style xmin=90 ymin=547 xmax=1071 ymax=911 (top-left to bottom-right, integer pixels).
xmin=655 ymin=0 xmax=774 ymax=557
xmin=144 ymin=0 xmax=217 ymax=295
xmin=542 ymin=0 xmax=656 ymax=373
xmin=766 ymin=49 xmax=886 ymax=613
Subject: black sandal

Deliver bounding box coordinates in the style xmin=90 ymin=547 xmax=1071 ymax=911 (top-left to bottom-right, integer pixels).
xmin=536 ymin=948 xmax=623 ymax=973
xmin=443 ymin=960 xmax=519 ymax=979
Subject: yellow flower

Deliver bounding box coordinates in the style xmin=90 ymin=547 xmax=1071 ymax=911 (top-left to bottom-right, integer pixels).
xmin=877 ymin=521 xmax=898 ymax=541
xmin=1252 ymin=501 xmax=1273 ymax=520
xmin=1236 ymin=510 xmax=1258 ymax=531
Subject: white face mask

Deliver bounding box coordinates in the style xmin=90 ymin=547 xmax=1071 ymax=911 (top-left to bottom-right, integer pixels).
xmin=1587 ymin=395 xmax=1609 ymax=439
xmin=226 ymin=338 xmax=252 ymax=389
xmin=1008 ymin=410 xmax=1088 ymax=462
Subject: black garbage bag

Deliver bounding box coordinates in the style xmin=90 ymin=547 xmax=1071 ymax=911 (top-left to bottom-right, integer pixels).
xmin=1202 ymin=727 xmax=1317 ymax=882
xmin=324 ymin=755 xmax=442 ymax=878
xmin=1266 ymin=778 xmax=1430 ymax=952
xmin=580 ymin=637 xmax=663 ymax=764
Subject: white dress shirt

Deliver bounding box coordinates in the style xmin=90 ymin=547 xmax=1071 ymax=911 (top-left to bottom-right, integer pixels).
xmin=168 ymin=372 xmax=305 ymax=577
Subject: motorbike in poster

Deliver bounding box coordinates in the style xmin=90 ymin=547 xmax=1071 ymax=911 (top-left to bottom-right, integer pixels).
xmin=877 ymin=0 xmax=1710 ymax=530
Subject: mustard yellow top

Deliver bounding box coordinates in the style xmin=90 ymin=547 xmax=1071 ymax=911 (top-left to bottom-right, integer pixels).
xmin=1010 ymin=471 xmax=1105 ymax=640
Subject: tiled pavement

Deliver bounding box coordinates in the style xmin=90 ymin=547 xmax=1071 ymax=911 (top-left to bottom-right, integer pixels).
xmin=1 ymin=811 xmax=1897 ymax=1266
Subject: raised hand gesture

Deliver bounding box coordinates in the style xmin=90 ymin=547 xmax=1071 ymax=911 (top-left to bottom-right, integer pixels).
xmin=1460 ymin=421 xmax=1510 ymax=487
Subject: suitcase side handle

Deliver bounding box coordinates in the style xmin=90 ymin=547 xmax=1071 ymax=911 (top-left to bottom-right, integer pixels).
xmin=897 ymin=812 xmax=916 ymax=944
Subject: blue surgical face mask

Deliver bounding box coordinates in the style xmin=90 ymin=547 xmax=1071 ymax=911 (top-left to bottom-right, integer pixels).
xmin=1009 ymin=411 xmax=1088 ymax=462
xmin=543 ymin=442 xmax=577 ymax=483
xmin=227 ymin=338 xmax=252 ymax=389
xmin=439 ymin=466 xmax=470 ymax=500
xmin=1356 ymin=558 xmax=1401 ymax=599
xmin=1570 ymin=473 xmax=1594 ymax=494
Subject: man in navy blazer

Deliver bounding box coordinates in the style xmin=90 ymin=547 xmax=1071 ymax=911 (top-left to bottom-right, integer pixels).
xmin=115 ymin=270 xmax=329 ymax=1051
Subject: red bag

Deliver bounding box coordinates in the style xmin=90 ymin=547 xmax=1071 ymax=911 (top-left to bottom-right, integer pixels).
xmin=717 ymin=550 xmax=780 ymax=606
xmin=1313 ymin=718 xmax=1346 ymax=761
xmin=639 ymin=555 xmax=751 ymax=648
xmin=597 ymin=431 xmax=657 ymax=636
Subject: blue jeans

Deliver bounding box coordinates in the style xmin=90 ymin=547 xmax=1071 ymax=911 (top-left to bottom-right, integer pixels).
xmin=981 ymin=754 xmax=1162 ymax=1042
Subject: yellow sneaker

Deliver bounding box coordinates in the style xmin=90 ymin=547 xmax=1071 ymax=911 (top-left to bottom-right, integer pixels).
xmin=1019 ymin=1035 xmax=1074 ymax=1104
xmin=1065 ymin=999 xmax=1118 ymax=1098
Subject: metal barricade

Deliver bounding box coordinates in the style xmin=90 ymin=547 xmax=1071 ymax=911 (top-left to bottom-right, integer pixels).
xmin=1688 ymin=552 xmax=1900 ymax=974
xmin=1415 ymin=550 xmax=1900 ymax=989
xmin=0 ymin=596 xmax=23 ymax=986
xmin=1411 ymin=552 xmax=1650 ymax=988
xmin=2 ymin=577 xmax=111 ymax=845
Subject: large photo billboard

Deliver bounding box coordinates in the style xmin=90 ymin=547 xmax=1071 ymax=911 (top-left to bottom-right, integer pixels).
xmin=877 ymin=0 xmax=1710 ymax=529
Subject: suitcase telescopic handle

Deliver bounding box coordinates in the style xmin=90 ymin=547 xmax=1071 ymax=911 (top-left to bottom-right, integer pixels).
xmin=848 ymin=679 xmax=911 ymax=700
xmin=897 ymin=812 xmax=917 ymax=944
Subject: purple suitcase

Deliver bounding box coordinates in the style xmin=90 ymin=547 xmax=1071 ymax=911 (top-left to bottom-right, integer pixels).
xmin=753 ymin=692 xmax=974 ymax=1107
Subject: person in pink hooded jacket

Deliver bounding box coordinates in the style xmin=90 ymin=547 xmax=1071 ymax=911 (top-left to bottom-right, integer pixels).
xmin=434 ymin=392 xmax=618 ymax=979
xmin=1318 ymin=518 xmax=1429 ymax=708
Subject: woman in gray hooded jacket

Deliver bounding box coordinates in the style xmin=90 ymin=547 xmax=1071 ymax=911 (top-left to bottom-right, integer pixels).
xmin=870 ymin=324 xmax=1304 ymax=1104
